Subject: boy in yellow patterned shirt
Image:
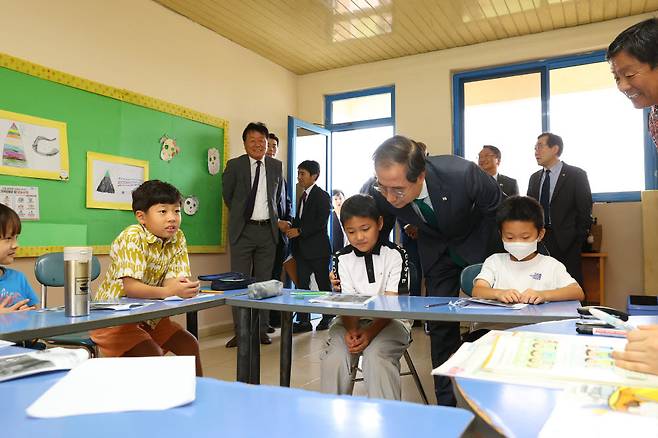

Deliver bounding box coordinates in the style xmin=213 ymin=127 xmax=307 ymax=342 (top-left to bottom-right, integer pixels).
xmin=90 ymin=180 xmax=203 ymax=376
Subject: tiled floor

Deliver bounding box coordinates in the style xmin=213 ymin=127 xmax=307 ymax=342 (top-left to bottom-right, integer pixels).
xmin=199 ymin=321 xmax=438 ymax=405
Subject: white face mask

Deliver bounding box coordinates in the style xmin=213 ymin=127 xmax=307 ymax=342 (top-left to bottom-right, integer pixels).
xmin=504 ymin=240 xmax=538 ymax=261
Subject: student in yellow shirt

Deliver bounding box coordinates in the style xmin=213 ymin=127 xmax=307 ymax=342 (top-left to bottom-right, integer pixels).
xmin=90 ymin=180 xmax=202 ymax=376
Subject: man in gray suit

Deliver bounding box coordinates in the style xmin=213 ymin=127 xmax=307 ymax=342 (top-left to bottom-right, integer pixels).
xmin=222 ymin=122 xmax=285 ymax=347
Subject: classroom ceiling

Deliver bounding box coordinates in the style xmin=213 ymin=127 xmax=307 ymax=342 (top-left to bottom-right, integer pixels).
xmin=154 ymin=0 xmax=658 ymax=75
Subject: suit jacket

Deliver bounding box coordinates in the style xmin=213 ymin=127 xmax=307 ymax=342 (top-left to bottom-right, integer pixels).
xmin=276 ymin=177 xmax=293 ymax=246
xmin=497 ymin=173 xmax=519 ymax=197
xmin=373 ymin=155 xmax=501 ymax=275
xmin=222 ymin=154 xmax=283 ymax=245
xmin=331 ymin=211 xmax=344 ymax=251
xmin=291 ymin=185 xmax=331 ymax=260
xmin=527 ymin=161 xmax=592 ymax=251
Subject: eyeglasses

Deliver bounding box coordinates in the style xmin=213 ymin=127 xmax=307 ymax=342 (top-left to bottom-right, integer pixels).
xmin=373 ymin=181 xmax=406 ymax=199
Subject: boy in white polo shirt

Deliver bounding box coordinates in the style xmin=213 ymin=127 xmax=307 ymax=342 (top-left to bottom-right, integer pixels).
xmin=320 ymin=194 xmax=410 ymax=400
xmin=473 ymin=196 xmax=584 ymax=304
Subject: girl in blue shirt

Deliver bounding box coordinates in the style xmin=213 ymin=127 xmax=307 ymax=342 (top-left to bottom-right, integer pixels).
xmin=0 ymin=203 xmax=37 ymax=313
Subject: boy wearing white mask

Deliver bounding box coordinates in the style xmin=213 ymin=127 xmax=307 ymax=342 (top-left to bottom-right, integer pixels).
xmin=472 ymin=196 xmax=584 ymax=304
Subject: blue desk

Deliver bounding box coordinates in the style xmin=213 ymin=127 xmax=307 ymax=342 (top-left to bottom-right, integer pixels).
xmin=454 ymin=315 xmax=658 ymax=438
xmin=226 ymin=291 xmax=580 ymax=386
xmin=2 ymin=372 xmax=474 ymax=438
xmin=0 ymin=292 xmax=238 ymax=342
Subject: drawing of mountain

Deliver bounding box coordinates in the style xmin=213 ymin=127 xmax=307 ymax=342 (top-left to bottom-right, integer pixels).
xmin=96 ymin=170 xmax=115 ymax=193
xmin=3 ymin=123 xmax=27 ymax=167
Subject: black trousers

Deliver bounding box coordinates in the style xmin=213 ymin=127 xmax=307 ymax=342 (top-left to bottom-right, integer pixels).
xmin=543 ymin=229 xmax=584 ymax=286
xmin=295 ymin=255 xmax=331 ymax=323
xmin=425 ymin=253 xmax=463 ymax=407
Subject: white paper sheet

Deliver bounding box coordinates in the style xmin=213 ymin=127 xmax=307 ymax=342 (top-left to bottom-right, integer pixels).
xmin=0 ymin=339 xmax=15 ymax=349
xmin=26 ymin=356 xmax=196 ymax=418
xmin=163 ymin=293 xmax=212 ymax=302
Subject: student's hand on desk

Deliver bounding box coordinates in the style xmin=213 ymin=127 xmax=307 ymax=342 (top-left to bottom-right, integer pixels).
xmin=166 ymin=277 xmax=200 ymax=299
xmin=495 ymin=289 xmax=522 ymax=303
xmin=329 ymin=272 xmax=341 ymax=292
xmin=520 ymin=289 xmax=545 ymax=304
xmin=612 ymin=325 xmax=658 ymax=375
xmin=286 ymin=228 xmax=300 ymax=238
xmin=277 ymin=220 xmax=291 ymax=232
xmin=0 ymin=297 xmax=34 ymax=313
xmin=403 ymin=224 xmax=418 ymax=240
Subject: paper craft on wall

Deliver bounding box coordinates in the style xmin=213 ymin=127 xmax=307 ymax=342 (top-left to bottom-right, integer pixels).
xmin=207 ymin=148 xmax=219 ymax=175
xmin=183 ymin=195 xmax=199 ymax=216
xmin=0 ymin=109 xmax=69 ymax=181
xmin=86 ymin=152 xmax=149 ymax=210
xmin=159 ymin=134 xmax=179 ymax=162
xmin=0 ymin=185 xmax=39 ymax=220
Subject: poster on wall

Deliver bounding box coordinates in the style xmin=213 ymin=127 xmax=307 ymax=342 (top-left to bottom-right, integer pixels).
xmin=86 ymin=152 xmax=149 ymax=210
xmin=0 ymin=109 xmax=69 ymax=181
xmin=0 ymin=185 xmax=39 ymax=220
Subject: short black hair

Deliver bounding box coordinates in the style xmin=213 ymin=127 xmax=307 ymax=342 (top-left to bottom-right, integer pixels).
xmin=607 ymin=18 xmax=658 ymax=69
xmin=496 ymin=196 xmax=544 ymax=231
xmin=340 ymin=194 xmax=381 ymax=225
xmin=332 ymin=189 xmax=345 ymax=197
xmin=132 ymin=180 xmax=182 ymax=213
xmin=0 ymin=203 xmax=21 ymax=237
xmin=242 ymin=122 xmax=269 ymax=142
xmin=298 ymin=160 xmax=320 ymax=177
xmin=373 ymin=135 xmax=427 ymax=183
xmin=268 ymin=133 xmax=279 ymax=144
xmin=483 ymin=145 xmax=501 ymax=160
xmin=538 ymin=132 xmax=563 ymax=156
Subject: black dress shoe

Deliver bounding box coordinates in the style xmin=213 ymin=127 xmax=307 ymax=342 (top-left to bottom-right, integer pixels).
xmin=267 ymin=325 xmax=276 ymax=334
xmin=316 ymin=317 xmax=332 ymax=331
xmin=225 ymin=336 xmax=238 ymax=348
xmin=292 ymin=321 xmax=313 ymax=333
xmin=260 ymin=334 xmax=272 ymax=345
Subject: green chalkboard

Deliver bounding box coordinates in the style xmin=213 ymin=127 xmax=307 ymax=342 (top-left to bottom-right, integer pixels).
xmin=0 ymin=53 xmax=227 ymax=256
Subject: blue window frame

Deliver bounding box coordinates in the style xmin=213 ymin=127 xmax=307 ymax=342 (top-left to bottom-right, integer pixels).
xmin=325 ymin=85 xmax=396 ymax=132
xmin=453 ymin=51 xmax=657 ymax=202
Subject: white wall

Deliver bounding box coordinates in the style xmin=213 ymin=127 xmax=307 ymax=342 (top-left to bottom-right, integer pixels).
xmin=0 ymin=0 xmax=297 ymax=332
xmin=297 ymin=14 xmax=656 ymax=309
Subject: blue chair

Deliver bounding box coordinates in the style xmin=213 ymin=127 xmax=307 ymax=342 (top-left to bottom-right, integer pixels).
xmin=34 ymin=252 xmax=102 ymax=357
xmin=459 ymin=263 xmax=483 ymax=296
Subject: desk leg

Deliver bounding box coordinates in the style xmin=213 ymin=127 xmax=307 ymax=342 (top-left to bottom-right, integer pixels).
xmin=280 ymin=311 xmax=293 ymax=387
xmin=249 ymin=308 xmax=260 ymax=384
xmin=186 ymin=311 xmax=198 ymax=339
xmin=236 ymin=307 xmax=251 ymax=383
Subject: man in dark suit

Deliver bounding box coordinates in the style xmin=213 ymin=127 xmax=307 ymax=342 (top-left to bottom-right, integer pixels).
xmin=478 ymin=145 xmax=519 ymax=197
xmin=222 ymin=122 xmax=284 ymax=347
xmin=266 ymin=133 xmax=291 ymax=329
xmin=372 ymin=135 xmax=501 ymax=406
xmin=286 ymin=160 xmax=333 ymax=332
xmin=527 ymin=132 xmax=592 ymax=286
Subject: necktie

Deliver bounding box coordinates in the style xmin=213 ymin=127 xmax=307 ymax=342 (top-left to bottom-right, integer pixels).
xmin=649 ymin=105 xmax=658 ymax=151
xmin=413 ymin=198 xmax=437 ymax=228
xmin=243 ymin=160 xmax=261 ymax=220
xmin=296 ymin=191 xmax=307 ymax=219
xmin=539 ymin=169 xmax=551 ymax=226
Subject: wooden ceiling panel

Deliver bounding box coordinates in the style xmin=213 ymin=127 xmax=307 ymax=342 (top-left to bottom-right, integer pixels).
xmin=154 ymin=0 xmax=658 ymax=74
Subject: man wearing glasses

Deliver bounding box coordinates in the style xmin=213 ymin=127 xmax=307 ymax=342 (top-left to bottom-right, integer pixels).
xmin=371 ymin=135 xmax=501 ymax=406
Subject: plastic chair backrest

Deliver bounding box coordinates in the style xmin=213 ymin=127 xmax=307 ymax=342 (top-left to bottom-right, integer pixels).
xmin=459 ymin=263 xmax=483 ymax=297
xmin=34 ymin=253 xmax=101 ymax=307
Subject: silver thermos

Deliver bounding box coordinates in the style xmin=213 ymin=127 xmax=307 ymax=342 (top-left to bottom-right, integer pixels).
xmin=64 ymin=247 xmax=92 ymax=317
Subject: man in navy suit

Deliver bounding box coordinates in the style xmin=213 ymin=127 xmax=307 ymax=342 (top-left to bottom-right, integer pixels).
xmin=371 ymin=135 xmax=501 ymax=405
xmin=286 ymin=160 xmax=333 ymax=332
xmin=527 ymin=132 xmax=592 ymax=286
xmin=477 ymin=145 xmax=519 ymax=197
